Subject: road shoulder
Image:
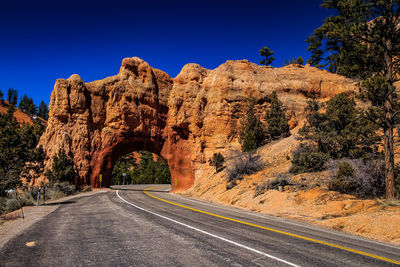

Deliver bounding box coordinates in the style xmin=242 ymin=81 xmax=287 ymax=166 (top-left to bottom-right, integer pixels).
xmin=0 ymin=189 xmax=109 ymax=249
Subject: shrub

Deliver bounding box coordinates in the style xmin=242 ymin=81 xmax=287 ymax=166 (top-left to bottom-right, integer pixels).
xmin=266 ymin=175 xmax=290 ymax=190
xmin=226 ymin=151 xmax=264 ymax=184
xmin=290 ymin=144 xmax=329 ymax=173
xmin=328 ymin=161 xmax=357 ymax=194
xmin=239 ymin=97 xmax=267 ymax=151
xmin=46 ymin=147 xmax=75 ymax=184
xmin=209 ymin=152 xmax=225 ymax=172
xmin=5 ymin=198 xmax=20 ymax=213
xmin=18 ymin=191 xmax=36 ymax=206
xmin=54 ymin=183 xmax=76 ymax=196
xmin=254 ymin=183 xmax=268 ymax=197
xmin=265 ymin=91 xmax=290 ymax=140
xmin=328 ymin=159 xmax=385 ymax=198
xmin=81 ymin=185 xmax=92 ymax=192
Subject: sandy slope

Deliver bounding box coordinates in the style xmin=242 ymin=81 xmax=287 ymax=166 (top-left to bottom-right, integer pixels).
xmin=181 ymin=135 xmax=400 ymax=245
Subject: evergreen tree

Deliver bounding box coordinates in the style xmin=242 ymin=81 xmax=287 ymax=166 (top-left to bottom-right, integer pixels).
xmin=239 ymin=97 xmax=267 ymax=152
xmin=283 ymin=58 xmax=296 ymax=66
xmin=111 ymin=152 xmax=170 ymax=185
xmin=19 ymin=94 xmax=37 ymax=115
xmin=306 ymin=0 xmax=400 ymax=198
xmin=265 ymin=91 xmax=290 ymax=140
xmin=299 ymin=93 xmax=380 ymax=159
xmin=209 ymin=153 xmax=225 ymax=172
xmin=7 ymin=89 xmax=18 ymax=106
xmin=259 ymin=47 xmax=275 ymax=66
xmin=111 ymin=155 xmax=135 ymax=185
xmin=0 ymin=107 xmax=23 ymax=195
xmin=38 ymin=101 xmax=49 ymax=120
xmin=0 ymin=89 xmax=3 ymax=101
xmin=46 ymin=147 xmax=75 ymax=184
xmin=0 ymin=106 xmax=44 ymax=195
xmin=296 ymin=57 xmax=304 ymax=65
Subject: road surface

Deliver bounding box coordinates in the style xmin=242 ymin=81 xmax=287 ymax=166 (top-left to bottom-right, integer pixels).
xmin=1 ymin=184 xmax=399 ymax=266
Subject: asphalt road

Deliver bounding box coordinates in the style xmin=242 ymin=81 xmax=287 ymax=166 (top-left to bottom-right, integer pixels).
xmin=1 ymin=184 xmax=399 ymax=266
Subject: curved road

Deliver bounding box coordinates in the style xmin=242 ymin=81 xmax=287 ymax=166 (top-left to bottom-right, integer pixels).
xmin=1 ymin=184 xmax=399 ymax=266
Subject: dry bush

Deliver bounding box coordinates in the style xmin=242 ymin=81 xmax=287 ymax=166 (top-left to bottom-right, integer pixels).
xmin=328 ymin=159 xmax=385 ymax=198
xmin=225 ymin=151 xmax=264 ymax=190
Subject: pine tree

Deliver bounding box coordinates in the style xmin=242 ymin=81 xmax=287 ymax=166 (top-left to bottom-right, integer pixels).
xmin=0 ymin=107 xmax=23 ymax=195
xmin=259 ymin=47 xmax=275 ymax=66
xmin=239 ymin=97 xmax=267 ymax=152
xmin=299 ymin=93 xmax=379 ymax=159
xmin=19 ymin=94 xmax=37 ymax=115
xmin=209 ymin=153 xmax=225 ymax=172
xmin=7 ymin=89 xmax=18 ymax=106
xmin=296 ymin=57 xmax=304 ymax=65
xmin=0 ymin=89 xmax=3 ymax=101
xmin=306 ymin=0 xmax=400 ymax=198
xmin=265 ymin=91 xmax=290 ymax=140
xmin=38 ymin=101 xmax=49 ymax=120
xmin=46 ymin=147 xmax=75 ymax=184
xmin=0 ymin=105 xmax=45 ymax=195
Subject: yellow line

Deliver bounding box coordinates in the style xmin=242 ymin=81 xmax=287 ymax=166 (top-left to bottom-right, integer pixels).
xmin=143 ymin=186 xmax=400 ymax=265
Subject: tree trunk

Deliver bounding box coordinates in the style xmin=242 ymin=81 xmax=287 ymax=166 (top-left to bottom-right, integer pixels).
xmin=384 ymin=98 xmax=395 ymax=199
xmin=384 ymin=30 xmax=395 ymax=199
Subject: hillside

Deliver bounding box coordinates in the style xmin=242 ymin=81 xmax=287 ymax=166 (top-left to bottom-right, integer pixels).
xmin=0 ymin=101 xmax=46 ymax=126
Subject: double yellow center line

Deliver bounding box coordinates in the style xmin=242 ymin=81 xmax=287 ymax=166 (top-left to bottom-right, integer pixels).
xmin=143 ymin=186 xmax=400 ymax=265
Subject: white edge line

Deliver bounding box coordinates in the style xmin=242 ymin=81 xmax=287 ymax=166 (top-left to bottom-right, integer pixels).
xmin=116 ymin=190 xmax=300 ymax=267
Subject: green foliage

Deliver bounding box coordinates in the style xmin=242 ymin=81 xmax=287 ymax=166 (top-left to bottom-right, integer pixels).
xmin=19 ymin=94 xmax=38 ymax=115
xmin=283 ymin=58 xmax=296 ymax=66
xmin=111 ymin=152 xmax=171 ymax=185
xmin=0 ymin=107 xmax=44 ymax=195
xmin=306 ymin=0 xmax=400 ymax=198
xmin=209 ymin=152 xmax=225 ymax=172
xmin=265 ymin=91 xmax=290 ymax=140
xmin=0 ymin=90 xmax=3 ymax=100
xmin=7 ymin=89 xmax=18 ymax=106
xmin=299 ymin=94 xmax=379 ymax=159
xmin=111 ymin=155 xmax=136 ymax=185
xmin=296 ymin=57 xmax=304 ymax=65
xmin=328 ymin=159 xmax=386 ymax=198
xmin=38 ymin=101 xmax=49 ymax=120
xmin=284 ymin=57 xmax=304 ymax=66
xmin=329 ymin=161 xmax=357 ymax=195
xmin=290 ymin=144 xmax=329 ymax=174
xmin=239 ymin=97 xmax=267 ymax=152
xmin=259 ymin=46 xmax=274 ymax=66
xmin=46 ymin=147 xmax=75 ymax=184
xmin=241 ymin=131 xmax=257 ymax=152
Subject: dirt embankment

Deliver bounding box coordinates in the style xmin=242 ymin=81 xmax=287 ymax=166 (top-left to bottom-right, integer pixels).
xmin=181 ymin=135 xmax=400 ymax=245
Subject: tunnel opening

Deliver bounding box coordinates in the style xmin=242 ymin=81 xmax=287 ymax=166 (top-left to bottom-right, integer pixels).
xmin=110 ymin=151 xmax=171 ymax=186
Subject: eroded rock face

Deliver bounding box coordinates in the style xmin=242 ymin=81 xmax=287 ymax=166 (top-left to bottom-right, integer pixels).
xmin=39 ymin=58 xmax=356 ymax=191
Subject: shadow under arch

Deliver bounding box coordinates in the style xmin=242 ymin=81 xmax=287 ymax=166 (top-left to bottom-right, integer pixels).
xmin=90 ymin=135 xmax=166 ymax=189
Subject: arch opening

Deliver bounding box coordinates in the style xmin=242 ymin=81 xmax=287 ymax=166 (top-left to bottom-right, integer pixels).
xmin=90 ymin=136 xmax=166 ymax=188
xmin=110 ymin=151 xmax=170 ymax=186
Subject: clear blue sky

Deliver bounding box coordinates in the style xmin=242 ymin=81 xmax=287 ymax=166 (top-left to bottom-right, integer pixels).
xmin=0 ymin=0 xmax=331 ymax=105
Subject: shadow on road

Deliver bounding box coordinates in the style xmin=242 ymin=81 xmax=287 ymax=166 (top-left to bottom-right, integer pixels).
xmin=44 ymin=200 xmax=76 ymax=206
xmin=110 ymin=186 xmax=170 ymax=193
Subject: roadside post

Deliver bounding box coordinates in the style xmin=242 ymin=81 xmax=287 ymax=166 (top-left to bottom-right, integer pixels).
xmin=15 ymin=190 xmax=24 ymax=219
xmin=122 ymin=173 xmax=126 ymax=185
xmin=37 ymin=187 xmax=41 ymax=207
xmin=43 ymin=186 xmax=46 ymax=205
xmin=99 ymin=174 xmax=102 ymax=188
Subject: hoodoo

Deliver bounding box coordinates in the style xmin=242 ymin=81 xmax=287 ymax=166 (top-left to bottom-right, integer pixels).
xmin=38 ymin=57 xmax=356 ymax=191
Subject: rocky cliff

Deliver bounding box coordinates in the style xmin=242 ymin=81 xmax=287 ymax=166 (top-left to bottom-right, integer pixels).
xmin=37 ymin=57 xmax=356 ymax=190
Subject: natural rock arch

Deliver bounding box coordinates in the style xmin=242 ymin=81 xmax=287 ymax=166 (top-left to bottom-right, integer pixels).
xmin=38 ymin=57 xmax=356 ymax=191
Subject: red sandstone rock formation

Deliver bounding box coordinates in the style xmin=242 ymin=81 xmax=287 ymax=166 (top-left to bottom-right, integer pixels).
xmin=38 ymin=58 xmax=356 ymax=191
